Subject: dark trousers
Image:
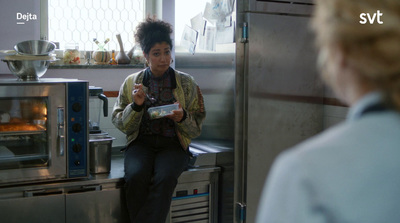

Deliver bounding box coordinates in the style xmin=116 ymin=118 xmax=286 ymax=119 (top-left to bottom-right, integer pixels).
xmin=124 ymin=135 xmax=190 ymax=223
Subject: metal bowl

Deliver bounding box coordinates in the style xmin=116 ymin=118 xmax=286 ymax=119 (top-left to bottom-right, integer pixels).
xmin=2 ymin=59 xmax=51 ymax=81
xmin=14 ymin=40 xmax=56 ymax=56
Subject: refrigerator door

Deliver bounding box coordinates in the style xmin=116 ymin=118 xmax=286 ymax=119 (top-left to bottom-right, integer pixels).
xmin=248 ymin=0 xmax=314 ymax=14
xmin=235 ymin=5 xmax=324 ymax=223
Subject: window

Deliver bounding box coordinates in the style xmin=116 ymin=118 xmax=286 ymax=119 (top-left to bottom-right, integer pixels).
xmin=41 ymin=0 xmax=145 ymax=52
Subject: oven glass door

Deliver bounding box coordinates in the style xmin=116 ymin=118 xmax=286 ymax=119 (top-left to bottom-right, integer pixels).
xmin=0 ymin=97 xmax=48 ymax=169
xmin=0 ymin=84 xmax=66 ymax=184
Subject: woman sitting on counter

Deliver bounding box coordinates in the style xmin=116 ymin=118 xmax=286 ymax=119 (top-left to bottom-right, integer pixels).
xmin=112 ymin=17 xmax=206 ymax=223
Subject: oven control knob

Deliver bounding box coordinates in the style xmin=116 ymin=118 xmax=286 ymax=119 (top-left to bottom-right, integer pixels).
xmin=74 ymin=160 xmax=81 ymax=166
xmin=72 ymin=123 xmax=82 ymax=132
xmin=72 ymin=102 xmax=82 ymax=112
xmin=73 ymin=143 xmax=82 ymax=153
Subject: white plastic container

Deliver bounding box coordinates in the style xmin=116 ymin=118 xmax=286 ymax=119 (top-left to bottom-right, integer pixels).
xmin=147 ymin=104 xmax=179 ymax=119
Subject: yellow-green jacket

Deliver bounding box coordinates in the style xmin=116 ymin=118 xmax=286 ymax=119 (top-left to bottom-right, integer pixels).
xmin=112 ymin=68 xmax=206 ymax=150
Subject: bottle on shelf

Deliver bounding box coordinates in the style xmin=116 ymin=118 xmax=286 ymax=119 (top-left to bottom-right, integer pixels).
xmin=93 ymin=38 xmax=112 ymax=65
xmin=93 ymin=38 xmax=110 ymax=51
xmin=104 ymin=38 xmax=110 ymax=45
xmin=109 ymin=50 xmax=118 ymax=65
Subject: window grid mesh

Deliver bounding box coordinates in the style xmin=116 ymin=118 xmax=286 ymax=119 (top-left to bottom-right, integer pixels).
xmin=48 ymin=0 xmax=144 ymax=52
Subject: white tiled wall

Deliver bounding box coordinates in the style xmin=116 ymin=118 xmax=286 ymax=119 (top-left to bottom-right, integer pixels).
xmin=323 ymin=105 xmax=349 ymax=129
xmin=92 ymin=97 xmax=349 ymax=148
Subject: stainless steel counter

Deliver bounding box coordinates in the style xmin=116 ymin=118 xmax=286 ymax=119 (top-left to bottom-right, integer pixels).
xmin=0 ymin=147 xmax=225 ymax=223
xmin=90 ymin=149 xmax=224 ymax=184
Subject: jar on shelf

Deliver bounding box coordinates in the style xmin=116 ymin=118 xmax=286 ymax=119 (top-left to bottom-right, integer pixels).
xmin=92 ymin=50 xmax=111 ymax=65
xmin=63 ymin=43 xmax=80 ymax=64
xmin=131 ymin=45 xmax=146 ymax=65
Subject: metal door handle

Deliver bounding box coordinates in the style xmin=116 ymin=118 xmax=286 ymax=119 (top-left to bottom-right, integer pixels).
xmin=59 ymin=135 xmax=65 ymax=156
xmin=67 ymin=185 xmax=102 ymax=194
xmin=57 ymin=107 xmax=65 ymax=156
xmin=24 ymin=189 xmax=63 ymax=197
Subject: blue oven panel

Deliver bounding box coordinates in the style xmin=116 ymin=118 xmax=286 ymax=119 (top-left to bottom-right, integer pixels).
xmin=67 ymin=82 xmax=88 ymax=178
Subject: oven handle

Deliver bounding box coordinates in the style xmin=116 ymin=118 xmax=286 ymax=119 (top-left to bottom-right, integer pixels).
xmin=57 ymin=107 xmax=65 ymax=156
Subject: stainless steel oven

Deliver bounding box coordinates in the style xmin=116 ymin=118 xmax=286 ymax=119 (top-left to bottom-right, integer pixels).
xmin=0 ymin=78 xmax=88 ymax=185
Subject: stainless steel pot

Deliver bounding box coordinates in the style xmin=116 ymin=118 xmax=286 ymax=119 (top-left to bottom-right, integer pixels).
xmin=89 ymin=135 xmax=115 ymax=174
xmin=2 ymin=59 xmax=51 ymax=81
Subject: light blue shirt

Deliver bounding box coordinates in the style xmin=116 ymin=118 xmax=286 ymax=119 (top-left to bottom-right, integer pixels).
xmin=256 ymin=91 xmax=400 ymax=223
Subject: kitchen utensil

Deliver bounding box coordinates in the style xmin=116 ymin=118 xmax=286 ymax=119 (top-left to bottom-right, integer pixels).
xmin=0 ymin=50 xmax=16 ymax=55
xmin=89 ymin=134 xmax=115 ymax=174
xmin=14 ymin=40 xmax=56 ymax=56
xmin=92 ymin=50 xmax=111 ymax=64
xmin=133 ymin=89 xmax=157 ymax=104
xmin=115 ymin=34 xmax=130 ymax=64
xmin=146 ymin=94 xmax=157 ymax=104
xmin=89 ymin=86 xmax=108 ymax=134
xmin=2 ymin=59 xmax=52 ymax=80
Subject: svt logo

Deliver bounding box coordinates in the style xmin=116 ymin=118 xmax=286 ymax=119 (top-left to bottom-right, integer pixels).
xmin=360 ymin=10 xmax=383 ymax=24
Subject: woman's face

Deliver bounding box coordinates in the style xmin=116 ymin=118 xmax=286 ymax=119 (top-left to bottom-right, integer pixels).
xmin=145 ymin=42 xmax=172 ymax=76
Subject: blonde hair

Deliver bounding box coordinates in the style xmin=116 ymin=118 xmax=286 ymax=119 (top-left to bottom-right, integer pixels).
xmin=312 ymin=0 xmax=400 ymax=109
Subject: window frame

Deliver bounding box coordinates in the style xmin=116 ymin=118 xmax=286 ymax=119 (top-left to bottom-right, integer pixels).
xmin=39 ymin=0 xmax=161 ymax=68
xmin=40 ymin=0 xmax=158 ymax=41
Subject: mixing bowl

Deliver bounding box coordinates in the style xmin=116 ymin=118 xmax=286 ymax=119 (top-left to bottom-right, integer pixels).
xmin=14 ymin=40 xmax=56 ymax=56
xmin=2 ymin=59 xmax=51 ymax=81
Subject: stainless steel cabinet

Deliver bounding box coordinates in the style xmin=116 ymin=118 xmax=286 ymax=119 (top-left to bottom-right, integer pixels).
xmin=0 ymin=181 xmax=127 ymax=223
xmin=0 ymin=192 xmax=65 ymax=222
xmin=0 ymin=166 xmax=220 ymax=223
xmin=66 ymin=185 xmax=128 ymax=223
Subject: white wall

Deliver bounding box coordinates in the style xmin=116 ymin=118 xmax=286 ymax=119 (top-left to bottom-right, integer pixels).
xmin=0 ymin=0 xmax=41 ymax=74
xmin=97 ymin=97 xmax=127 ymax=148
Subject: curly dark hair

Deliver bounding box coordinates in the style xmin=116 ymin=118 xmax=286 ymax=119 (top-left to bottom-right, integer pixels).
xmin=134 ymin=17 xmax=173 ymax=55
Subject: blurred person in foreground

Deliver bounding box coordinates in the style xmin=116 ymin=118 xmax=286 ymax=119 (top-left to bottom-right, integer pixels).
xmin=112 ymin=17 xmax=205 ymax=223
xmin=256 ymin=0 xmax=400 ymax=222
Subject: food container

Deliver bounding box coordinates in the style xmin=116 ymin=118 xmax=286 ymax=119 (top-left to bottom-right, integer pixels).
xmin=147 ymin=104 xmax=179 ymax=119
xmin=130 ymin=45 xmax=146 ymax=65
xmin=89 ymin=135 xmax=115 ymax=174
xmin=63 ymin=43 xmax=80 ymax=64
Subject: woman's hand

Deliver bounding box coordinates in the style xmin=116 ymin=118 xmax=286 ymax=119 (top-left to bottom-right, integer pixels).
xmin=132 ymin=84 xmax=145 ymax=106
xmin=166 ymin=102 xmax=185 ymax=122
